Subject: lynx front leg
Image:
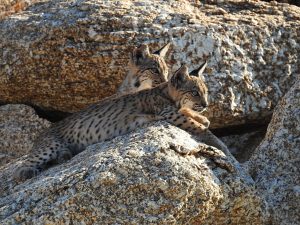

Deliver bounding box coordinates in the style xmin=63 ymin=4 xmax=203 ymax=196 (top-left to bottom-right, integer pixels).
xmin=179 ymin=107 xmax=210 ymax=128
xmin=160 ymin=106 xmax=208 ymax=134
xmin=160 ymin=106 xmax=231 ymax=156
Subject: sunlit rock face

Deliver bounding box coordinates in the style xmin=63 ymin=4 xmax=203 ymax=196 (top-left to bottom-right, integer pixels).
xmin=0 ymin=104 xmax=50 ymax=167
xmin=0 ymin=0 xmax=299 ymax=128
xmin=248 ymin=79 xmax=300 ymax=225
xmin=0 ymin=121 xmax=264 ymax=224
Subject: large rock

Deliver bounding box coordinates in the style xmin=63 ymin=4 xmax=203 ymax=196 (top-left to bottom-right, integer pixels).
xmin=0 ymin=122 xmax=266 ymax=224
xmin=0 ymin=0 xmax=299 ymax=128
xmin=0 ymin=104 xmax=50 ymax=167
xmin=248 ymin=78 xmax=300 ymax=225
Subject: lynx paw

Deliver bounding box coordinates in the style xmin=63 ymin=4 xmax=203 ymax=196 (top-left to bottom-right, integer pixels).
xmin=56 ymin=150 xmax=73 ymax=163
xmin=13 ymin=166 xmax=40 ymax=181
xmin=179 ymin=108 xmax=210 ymax=128
xmin=201 ymin=117 xmax=210 ymax=128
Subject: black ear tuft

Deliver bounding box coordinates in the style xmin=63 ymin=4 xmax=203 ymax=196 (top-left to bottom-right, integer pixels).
xmin=190 ymin=61 xmax=207 ymax=77
xmin=171 ymin=65 xmax=189 ymax=87
xmin=132 ymin=44 xmax=150 ymax=64
xmin=153 ymin=42 xmax=171 ymax=58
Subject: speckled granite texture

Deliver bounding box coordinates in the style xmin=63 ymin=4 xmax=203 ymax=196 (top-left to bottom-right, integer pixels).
xmin=0 ymin=104 xmax=50 ymax=167
xmin=0 ymin=0 xmax=299 ymax=128
xmin=247 ymin=78 xmax=300 ymax=225
xmin=0 ymin=122 xmax=265 ymax=224
xmin=0 ymin=1 xmax=299 ymax=224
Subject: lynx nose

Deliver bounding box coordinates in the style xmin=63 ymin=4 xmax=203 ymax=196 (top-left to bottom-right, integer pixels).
xmin=202 ymin=102 xmax=208 ymax=108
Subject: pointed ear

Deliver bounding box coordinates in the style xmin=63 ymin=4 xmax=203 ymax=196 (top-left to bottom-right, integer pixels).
xmin=170 ymin=65 xmax=189 ymax=88
xmin=190 ymin=61 xmax=207 ymax=77
xmin=132 ymin=44 xmax=150 ymax=64
xmin=153 ymin=42 xmax=171 ymax=58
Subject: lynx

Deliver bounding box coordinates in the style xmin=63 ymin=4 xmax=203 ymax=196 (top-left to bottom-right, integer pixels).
xmin=117 ymin=43 xmax=170 ymax=95
xmin=119 ymin=44 xmax=229 ymax=155
xmin=14 ymin=63 xmax=231 ymax=181
xmin=118 ymin=43 xmax=210 ymax=128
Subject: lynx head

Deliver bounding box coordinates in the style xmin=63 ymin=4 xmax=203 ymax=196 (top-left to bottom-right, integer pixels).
xmin=117 ymin=43 xmax=170 ymax=94
xmin=168 ymin=62 xmax=208 ymax=112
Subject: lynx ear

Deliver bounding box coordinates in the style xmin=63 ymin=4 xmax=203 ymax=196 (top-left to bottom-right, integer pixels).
xmin=153 ymin=42 xmax=171 ymax=58
xmin=132 ymin=44 xmax=150 ymax=64
xmin=171 ymin=65 xmax=189 ymax=87
xmin=190 ymin=61 xmax=207 ymax=77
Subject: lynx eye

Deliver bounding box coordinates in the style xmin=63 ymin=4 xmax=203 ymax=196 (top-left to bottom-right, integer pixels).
xmin=191 ymin=91 xmax=199 ymax=97
xmin=152 ymin=68 xmax=159 ymax=74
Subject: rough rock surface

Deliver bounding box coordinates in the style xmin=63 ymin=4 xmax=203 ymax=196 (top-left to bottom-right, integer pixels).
xmin=0 ymin=122 xmax=265 ymax=224
xmin=0 ymin=104 xmax=50 ymax=167
xmin=0 ymin=0 xmax=299 ymax=128
xmin=248 ymin=78 xmax=300 ymax=225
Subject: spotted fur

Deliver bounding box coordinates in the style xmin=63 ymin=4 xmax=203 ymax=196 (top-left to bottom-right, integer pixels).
xmin=117 ymin=50 xmax=230 ymax=157
xmin=14 ymin=63 xmax=230 ymax=181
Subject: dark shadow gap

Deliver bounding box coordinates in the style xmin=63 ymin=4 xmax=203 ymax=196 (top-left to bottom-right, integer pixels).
xmin=262 ymin=0 xmax=300 ymax=6
xmin=211 ymin=120 xmax=271 ymax=163
xmin=32 ymin=105 xmax=71 ymax=122
xmin=211 ymin=122 xmax=269 ymax=138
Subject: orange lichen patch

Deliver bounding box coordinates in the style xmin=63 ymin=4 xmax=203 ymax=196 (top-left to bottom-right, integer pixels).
xmin=12 ymin=0 xmax=26 ymax=12
xmin=0 ymin=0 xmax=25 ymax=19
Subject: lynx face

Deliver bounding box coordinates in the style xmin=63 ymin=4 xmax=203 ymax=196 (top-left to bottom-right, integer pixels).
xmin=168 ymin=63 xmax=208 ymax=113
xmin=117 ymin=43 xmax=170 ymax=94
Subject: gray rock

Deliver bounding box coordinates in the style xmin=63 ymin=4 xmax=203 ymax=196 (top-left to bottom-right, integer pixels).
xmin=0 ymin=0 xmax=299 ymax=128
xmin=220 ymin=128 xmax=266 ymax=162
xmin=248 ymin=78 xmax=300 ymax=225
xmin=0 ymin=104 xmax=50 ymax=167
xmin=0 ymin=122 xmax=265 ymax=224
